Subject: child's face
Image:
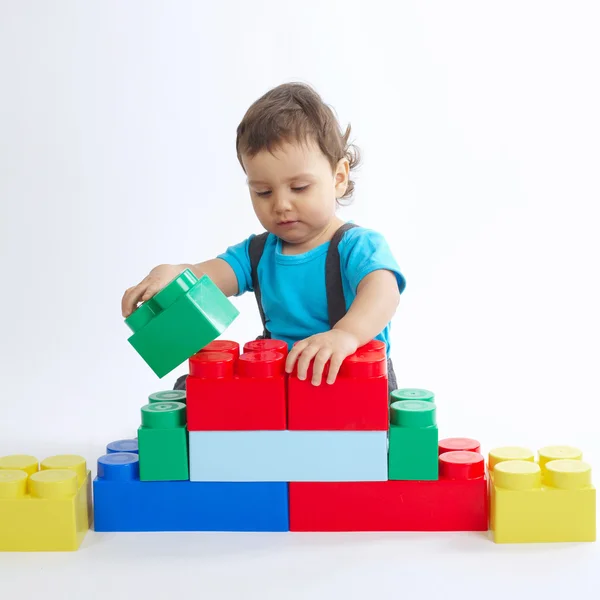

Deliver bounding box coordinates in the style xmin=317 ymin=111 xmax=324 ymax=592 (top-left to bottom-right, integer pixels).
xmin=242 ymin=138 xmax=348 ymax=247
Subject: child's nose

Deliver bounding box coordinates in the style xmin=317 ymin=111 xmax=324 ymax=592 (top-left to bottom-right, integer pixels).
xmin=272 ymin=191 xmax=293 ymax=213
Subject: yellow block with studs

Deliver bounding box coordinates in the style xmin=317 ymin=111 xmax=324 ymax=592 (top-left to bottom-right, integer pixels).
xmin=489 ymin=445 xmax=596 ymax=543
xmin=0 ymin=454 xmax=91 ymax=551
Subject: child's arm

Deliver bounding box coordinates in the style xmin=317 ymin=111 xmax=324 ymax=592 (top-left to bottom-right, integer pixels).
xmin=121 ymin=259 xmax=237 ymax=318
xmin=285 ymin=269 xmax=400 ymax=385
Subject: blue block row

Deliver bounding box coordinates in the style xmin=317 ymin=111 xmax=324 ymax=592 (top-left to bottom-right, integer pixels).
xmin=93 ymin=453 xmax=288 ymax=531
xmin=189 ymin=430 xmax=388 ymax=481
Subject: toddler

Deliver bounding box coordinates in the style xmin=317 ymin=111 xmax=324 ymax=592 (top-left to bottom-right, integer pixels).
xmin=121 ymin=82 xmax=406 ymax=391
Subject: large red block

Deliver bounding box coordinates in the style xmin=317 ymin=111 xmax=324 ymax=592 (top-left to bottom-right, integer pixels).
xmin=287 ymin=340 xmax=389 ymax=431
xmin=289 ymin=450 xmax=488 ymax=531
xmin=186 ymin=340 xmax=287 ymax=431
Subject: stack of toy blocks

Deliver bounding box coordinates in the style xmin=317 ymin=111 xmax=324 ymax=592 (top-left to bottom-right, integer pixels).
xmin=0 ymin=454 xmax=92 ymax=551
xmin=487 ymin=445 xmax=596 ymax=543
xmin=93 ymin=338 xmax=491 ymax=532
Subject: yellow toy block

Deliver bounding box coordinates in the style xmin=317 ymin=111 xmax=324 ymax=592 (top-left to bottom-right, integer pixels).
xmin=0 ymin=454 xmax=92 ymax=551
xmin=489 ymin=445 xmax=596 ymax=543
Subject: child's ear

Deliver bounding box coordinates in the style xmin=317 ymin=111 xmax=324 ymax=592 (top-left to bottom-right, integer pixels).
xmin=334 ymin=158 xmax=350 ymax=198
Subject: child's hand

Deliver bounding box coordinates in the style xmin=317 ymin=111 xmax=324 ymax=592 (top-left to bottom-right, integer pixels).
xmin=121 ymin=264 xmax=185 ymax=318
xmin=285 ymin=329 xmax=360 ymax=386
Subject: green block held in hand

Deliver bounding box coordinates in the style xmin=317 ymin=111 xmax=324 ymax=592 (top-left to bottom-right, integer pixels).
xmin=388 ymin=399 xmax=438 ymax=481
xmin=138 ymin=401 xmax=189 ymax=481
xmin=125 ymin=269 xmax=239 ymax=378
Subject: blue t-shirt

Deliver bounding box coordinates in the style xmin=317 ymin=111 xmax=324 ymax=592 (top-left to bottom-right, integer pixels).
xmin=216 ymin=226 xmax=406 ymax=355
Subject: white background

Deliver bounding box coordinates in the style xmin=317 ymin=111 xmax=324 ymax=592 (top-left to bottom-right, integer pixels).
xmin=0 ymin=1 xmax=598 ymax=597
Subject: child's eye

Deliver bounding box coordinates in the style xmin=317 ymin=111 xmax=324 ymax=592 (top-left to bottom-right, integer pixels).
xmin=256 ymin=190 xmax=272 ymax=197
xmin=292 ymin=185 xmax=309 ymax=193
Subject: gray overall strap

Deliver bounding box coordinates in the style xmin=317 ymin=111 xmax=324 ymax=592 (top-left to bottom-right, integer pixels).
xmin=325 ymin=222 xmax=359 ymax=327
xmin=249 ymin=232 xmax=271 ymax=338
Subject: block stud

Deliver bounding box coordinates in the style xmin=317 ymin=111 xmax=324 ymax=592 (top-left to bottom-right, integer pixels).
xmin=538 ymin=446 xmax=582 ymax=471
xmin=493 ymin=460 xmax=541 ymax=491
xmin=439 ymin=451 xmax=485 ymax=480
xmin=439 ymin=438 xmax=480 ymax=454
xmin=238 ymin=351 xmax=285 ymax=378
xmin=390 ymin=388 xmax=435 ymax=403
xmin=546 ymin=459 xmax=591 ymax=490
xmin=0 ymin=470 xmax=28 ymax=499
xmin=149 ymin=390 xmax=186 ymax=404
xmin=243 ymin=339 xmax=288 ymax=356
xmin=190 ymin=351 xmax=235 ymax=379
xmin=340 ymin=350 xmax=387 ymax=379
xmin=106 ymin=439 xmax=139 ymax=454
xmin=0 ymin=454 xmax=39 ymax=476
xmin=41 ymin=455 xmax=87 ymax=487
xmin=141 ymin=401 xmax=186 ymax=429
xmin=488 ymin=446 xmax=535 ymax=470
xmin=29 ymin=469 xmax=78 ymax=499
xmin=151 ymin=269 xmax=198 ymax=311
xmin=97 ymin=453 xmax=140 ymax=481
xmin=390 ymin=400 xmax=436 ymax=428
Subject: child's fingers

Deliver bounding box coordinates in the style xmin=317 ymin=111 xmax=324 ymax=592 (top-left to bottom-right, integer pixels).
xmin=285 ymin=340 xmax=307 ymax=374
xmin=326 ymin=353 xmax=345 ymax=385
xmin=121 ymin=284 xmax=145 ymax=317
xmin=311 ymin=348 xmax=333 ymax=386
xmin=296 ymin=343 xmax=320 ymax=381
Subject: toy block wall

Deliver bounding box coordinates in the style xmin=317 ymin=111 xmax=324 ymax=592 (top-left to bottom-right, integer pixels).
xmin=488 ymin=444 xmax=596 ymax=543
xmin=0 ymin=454 xmax=91 ymax=551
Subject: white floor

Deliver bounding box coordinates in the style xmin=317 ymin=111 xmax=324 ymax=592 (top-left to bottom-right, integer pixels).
xmin=1 ymin=527 xmax=598 ymax=599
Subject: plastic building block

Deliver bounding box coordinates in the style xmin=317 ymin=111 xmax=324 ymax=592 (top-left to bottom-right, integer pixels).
xmin=388 ymin=399 xmax=438 ymax=480
xmin=125 ymin=269 xmax=239 ymax=378
xmin=186 ymin=341 xmax=287 ymax=430
xmin=188 ymin=430 xmax=388 ymax=482
xmin=0 ymin=454 xmax=91 ymax=551
xmin=107 ymin=439 xmax=138 ymax=454
xmin=137 ymin=402 xmax=189 ymax=481
xmin=287 ymin=340 xmax=388 ymax=431
xmin=489 ymin=445 xmax=596 ymax=543
xmin=289 ymin=448 xmax=488 ymax=531
xmin=149 ymin=390 xmax=186 ymax=404
xmin=390 ymin=388 xmax=435 ymax=403
xmin=93 ymin=452 xmax=288 ymax=531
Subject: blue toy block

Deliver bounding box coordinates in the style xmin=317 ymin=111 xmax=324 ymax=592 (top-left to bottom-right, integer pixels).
xmin=93 ymin=453 xmax=288 ymax=532
xmin=188 ymin=430 xmax=388 ymax=482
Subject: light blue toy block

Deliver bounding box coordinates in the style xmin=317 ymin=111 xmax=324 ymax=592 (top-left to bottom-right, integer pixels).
xmin=188 ymin=430 xmax=388 ymax=482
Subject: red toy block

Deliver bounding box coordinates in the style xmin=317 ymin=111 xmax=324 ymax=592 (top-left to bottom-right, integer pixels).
xmin=186 ymin=341 xmax=287 ymax=431
xmin=289 ymin=449 xmax=488 ymax=531
xmin=287 ymin=340 xmax=389 ymax=431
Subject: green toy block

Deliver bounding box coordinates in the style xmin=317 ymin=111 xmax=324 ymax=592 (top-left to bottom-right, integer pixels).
xmin=388 ymin=399 xmax=438 ymax=481
xmin=138 ymin=401 xmax=189 ymax=481
xmin=125 ymin=269 xmax=239 ymax=378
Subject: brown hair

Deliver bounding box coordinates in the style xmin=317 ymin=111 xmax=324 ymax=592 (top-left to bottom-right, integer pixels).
xmin=235 ymin=82 xmax=360 ymax=201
